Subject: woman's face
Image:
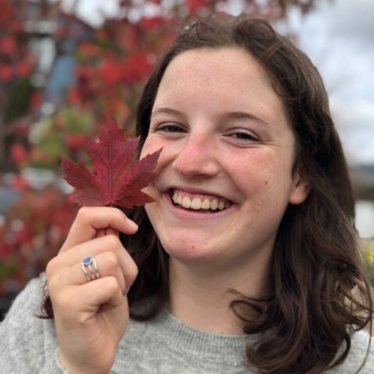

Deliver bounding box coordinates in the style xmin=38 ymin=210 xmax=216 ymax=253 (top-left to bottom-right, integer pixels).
xmin=140 ymin=47 xmax=309 ymax=271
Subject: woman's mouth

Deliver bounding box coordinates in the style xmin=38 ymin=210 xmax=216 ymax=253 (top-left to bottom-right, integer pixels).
xmin=171 ymin=190 xmax=231 ymax=213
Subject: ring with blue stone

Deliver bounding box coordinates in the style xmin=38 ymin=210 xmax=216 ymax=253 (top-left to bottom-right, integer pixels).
xmin=81 ymin=256 xmax=100 ymax=282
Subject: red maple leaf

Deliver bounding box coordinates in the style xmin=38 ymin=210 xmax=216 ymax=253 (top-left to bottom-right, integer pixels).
xmin=61 ymin=118 xmax=162 ymax=208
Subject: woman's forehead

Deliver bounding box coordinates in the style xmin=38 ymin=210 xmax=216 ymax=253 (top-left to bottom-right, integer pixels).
xmin=154 ymin=47 xmax=289 ymax=130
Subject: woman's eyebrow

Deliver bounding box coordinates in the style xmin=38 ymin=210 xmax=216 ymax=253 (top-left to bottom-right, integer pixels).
xmin=152 ymin=108 xmax=269 ymax=122
xmin=223 ymin=111 xmax=271 ymax=127
xmin=151 ymin=107 xmax=183 ymax=118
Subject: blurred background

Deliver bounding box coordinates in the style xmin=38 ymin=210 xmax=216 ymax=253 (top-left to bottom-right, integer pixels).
xmin=0 ymin=0 xmax=373 ymax=317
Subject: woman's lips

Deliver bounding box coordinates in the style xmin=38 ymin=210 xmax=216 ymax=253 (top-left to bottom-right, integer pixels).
xmin=171 ymin=189 xmax=231 ymax=212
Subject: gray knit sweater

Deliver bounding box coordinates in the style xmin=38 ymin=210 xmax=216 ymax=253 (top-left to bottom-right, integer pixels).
xmin=0 ymin=275 xmax=373 ymax=374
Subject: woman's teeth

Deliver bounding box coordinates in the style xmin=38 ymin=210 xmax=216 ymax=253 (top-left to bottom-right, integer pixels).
xmin=172 ymin=192 xmax=229 ymax=211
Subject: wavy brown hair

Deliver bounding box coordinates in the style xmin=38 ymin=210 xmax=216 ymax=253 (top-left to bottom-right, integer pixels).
xmin=123 ymin=17 xmax=373 ymax=374
xmin=43 ymin=16 xmax=373 ymax=374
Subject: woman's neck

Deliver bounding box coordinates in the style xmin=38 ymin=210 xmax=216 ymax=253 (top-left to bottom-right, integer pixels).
xmin=167 ymin=255 xmax=272 ymax=335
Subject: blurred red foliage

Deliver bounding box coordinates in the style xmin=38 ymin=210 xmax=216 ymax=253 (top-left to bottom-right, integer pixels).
xmin=0 ymin=185 xmax=78 ymax=294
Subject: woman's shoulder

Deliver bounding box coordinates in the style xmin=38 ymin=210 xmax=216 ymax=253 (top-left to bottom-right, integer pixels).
xmin=327 ymin=329 xmax=374 ymax=374
xmin=0 ymin=272 xmax=56 ymax=338
xmin=0 ymin=273 xmax=60 ymax=373
xmin=2 ymin=273 xmax=48 ymax=318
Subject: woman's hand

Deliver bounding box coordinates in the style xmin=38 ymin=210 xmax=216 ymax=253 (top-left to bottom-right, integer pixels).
xmin=46 ymin=207 xmax=139 ymax=374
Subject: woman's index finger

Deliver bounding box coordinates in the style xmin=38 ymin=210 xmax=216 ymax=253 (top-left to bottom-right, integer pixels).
xmin=59 ymin=207 xmax=138 ymax=253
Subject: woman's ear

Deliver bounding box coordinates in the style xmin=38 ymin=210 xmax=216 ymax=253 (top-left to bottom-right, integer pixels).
xmin=289 ymin=170 xmax=311 ymax=205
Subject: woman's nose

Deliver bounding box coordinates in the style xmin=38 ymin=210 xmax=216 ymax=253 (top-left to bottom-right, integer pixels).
xmin=172 ymin=134 xmax=219 ymax=178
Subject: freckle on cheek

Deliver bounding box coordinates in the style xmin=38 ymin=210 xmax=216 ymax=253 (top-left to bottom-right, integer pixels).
xmin=264 ymin=180 xmax=268 ymax=185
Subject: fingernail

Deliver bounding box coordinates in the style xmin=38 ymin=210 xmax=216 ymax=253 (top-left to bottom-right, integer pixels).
xmin=127 ymin=219 xmax=138 ymax=231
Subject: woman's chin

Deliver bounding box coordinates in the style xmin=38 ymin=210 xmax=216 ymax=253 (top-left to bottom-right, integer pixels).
xmin=162 ymin=240 xmax=220 ymax=265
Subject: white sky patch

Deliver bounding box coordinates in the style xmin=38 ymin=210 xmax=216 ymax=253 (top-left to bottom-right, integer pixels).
xmin=355 ymin=200 xmax=374 ymax=238
xmin=288 ymin=0 xmax=374 ymax=165
xmin=48 ymin=0 xmax=122 ymax=27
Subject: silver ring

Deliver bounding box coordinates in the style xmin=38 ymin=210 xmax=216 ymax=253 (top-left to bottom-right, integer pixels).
xmin=81 ymin=257 xmax=100 ymax=282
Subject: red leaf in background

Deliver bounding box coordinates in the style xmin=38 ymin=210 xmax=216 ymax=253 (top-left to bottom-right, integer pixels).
xmin=0 ymin=36 xmax=16 ymax=55
xmin=9 ymin=174 xmax=28 ymax=191
xmin=118 ymin=24 xmax=139 ymax=51
xmin=76 ymin=65 xmax=96 ymax=81
xmin=10 ymin=143 xmax=27 ymax=164
xmin=61 ymin=118 xmax=162 ymax=208
xmin=0 ymin=1 xmax=13 ymax=22
xmin=65 ymin=134 xmax=86 ymax=151
xmin=0 ymin=240 xmax=12 ymax=259
xmin=66 ymin=87 xmax=81 ymax=105
xmin=122 ymin=54 xmax=153 ymax=84
xmin=78 ymin=42 xmax=101 ymax=58
xmin=141 ymin=16 xmax=165 ymax=30
xmin=187 ymin=0 xmax=206 ymax=14
xmin=0 ymin=64 xmax=12 ymax=82
xmin=14 ymin=61 xmax=31 ymax=78
xmin=100 ymin=59 xmax=123 ymax=87
xmin=30 ymin=91 xmax=42 ymax=110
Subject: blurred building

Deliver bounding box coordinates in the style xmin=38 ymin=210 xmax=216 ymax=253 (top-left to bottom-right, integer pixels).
xmin=351 ymin=164 xmax=374 ymax=201
xmin=350 ymin=165 xmax=374 ymax=238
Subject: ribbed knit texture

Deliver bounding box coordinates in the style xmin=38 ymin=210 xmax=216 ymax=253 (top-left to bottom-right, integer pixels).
xmin=0 ymin=274 xmax=373 ymax=374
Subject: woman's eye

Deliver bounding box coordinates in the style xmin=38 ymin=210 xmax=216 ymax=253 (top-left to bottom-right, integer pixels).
xmin=157 ymin=124 xmax=185 ymax=133
xmin=231 ymin=132 xmax=258 ymax=141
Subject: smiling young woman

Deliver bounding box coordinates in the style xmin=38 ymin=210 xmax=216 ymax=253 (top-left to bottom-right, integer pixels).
xmin=141 ymin=47 xmax=308 ymax=270
xmin=0 ymin=16 xmax=373 ymax=374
